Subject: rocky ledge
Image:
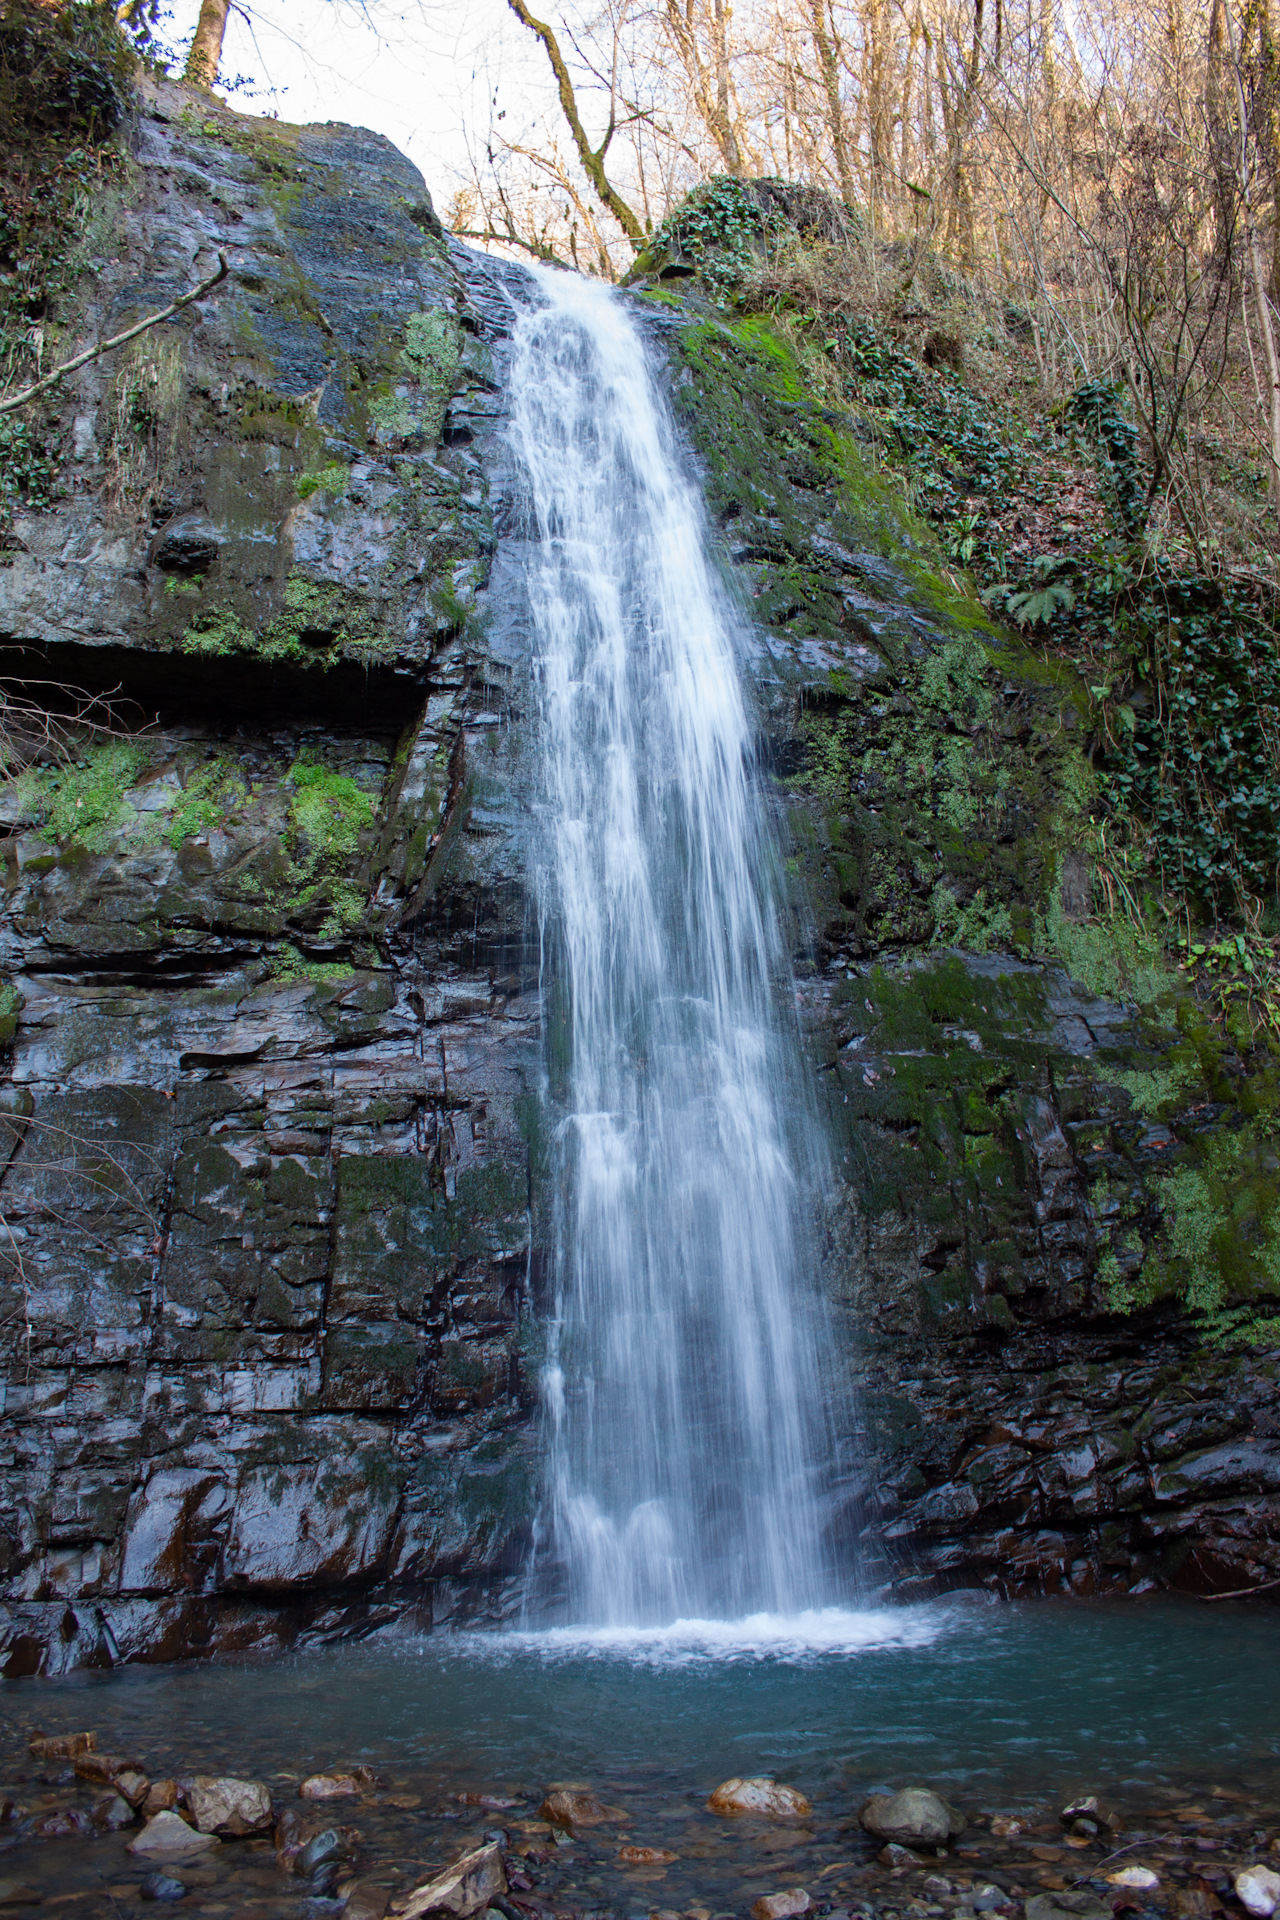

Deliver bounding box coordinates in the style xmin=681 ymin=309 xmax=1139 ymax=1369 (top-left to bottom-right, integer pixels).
xmin=0 ymin=59 xmax=1277 ymax=1678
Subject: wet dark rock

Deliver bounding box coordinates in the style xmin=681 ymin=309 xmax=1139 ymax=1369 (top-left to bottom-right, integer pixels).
xmin=340 ymin=1883 xmax=390 ymax=1920
xmin=879 ymin=1844 xmax=929 ymax=1869
xmin=90 ymin=1793 xmax=138 ymax=1831
xmin=296 ymin=1830 xmax=349 ymax=1878
xmin=1025 ymin=1895 xmax=1111 ymax=1920
xmin=29 ymin=1808 xmax=92 ymax=1838
xmin=0 ymin=1885 xmax=41 ymax=1908
xmin=27 ymin=1733 xmax=95 ymax=1761
xmin=138 ymin=1875 xmax=187 ymax=1902
xmin=1060 ymin=1800 xmax=1114 ymax=1833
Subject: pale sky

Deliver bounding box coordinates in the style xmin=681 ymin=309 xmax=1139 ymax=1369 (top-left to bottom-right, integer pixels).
xmin=163 ymin=0 xmax=558 ymax=224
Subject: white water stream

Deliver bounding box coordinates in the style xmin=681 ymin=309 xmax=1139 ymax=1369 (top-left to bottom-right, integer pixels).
xmin=509 ymin=268 xmax=834 ymax=1627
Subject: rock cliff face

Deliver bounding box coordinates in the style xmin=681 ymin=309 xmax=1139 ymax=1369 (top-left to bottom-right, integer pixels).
xmin=0 ymin=68 xmax=1276 ymax=1676
xmin=0 ymin=78 xmax=541 ymax=1673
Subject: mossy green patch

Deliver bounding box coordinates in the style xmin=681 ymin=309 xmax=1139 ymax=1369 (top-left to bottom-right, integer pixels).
xmin=14 ymin=740 xmax=148 ymax=852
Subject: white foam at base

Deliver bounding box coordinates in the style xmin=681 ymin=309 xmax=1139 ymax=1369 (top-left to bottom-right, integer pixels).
xmin=448 ymin=1606 xmax=949 ymax=1665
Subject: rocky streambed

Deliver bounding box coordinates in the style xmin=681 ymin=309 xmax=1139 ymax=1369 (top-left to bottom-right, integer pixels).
xmin=1 ymin=1717 xmax=1279 ymax=1920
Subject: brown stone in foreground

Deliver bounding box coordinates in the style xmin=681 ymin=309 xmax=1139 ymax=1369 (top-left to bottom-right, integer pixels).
xmin=142 ymin=1781 xmax=179 ymax=1816
xmin=397 ymin=1842 xmax=507 ymax=1920
xmin=28 ymin=1733 xmax=95 ymax=1761
xmin=752 ymin=1890 xmax=812 ymax=1920
xmin=618 ymin=1845 xmax=678 ymax=1866
xmin=707 ymin=1779 xmax=812 ymax=1821
xmin=539 ymin=1789 xmax=628 ymax=1831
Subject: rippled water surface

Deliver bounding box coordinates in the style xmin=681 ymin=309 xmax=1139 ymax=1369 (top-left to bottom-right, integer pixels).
xmin=6 ymin=1599 xmax=1279 ymax=1790
xmin=3 ymin=1601 xmax=1278 ymax=1915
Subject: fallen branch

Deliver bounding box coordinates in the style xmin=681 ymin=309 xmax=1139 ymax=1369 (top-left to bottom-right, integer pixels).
xmin=1199 ymin=1572 xmax=1280 ymax=1602
xmin=0 ymin=253 xmax=229 ymax=418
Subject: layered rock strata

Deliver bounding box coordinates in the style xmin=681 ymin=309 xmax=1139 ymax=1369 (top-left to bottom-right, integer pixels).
xmin=1 ymin=75 xmax=1276 ymax=1676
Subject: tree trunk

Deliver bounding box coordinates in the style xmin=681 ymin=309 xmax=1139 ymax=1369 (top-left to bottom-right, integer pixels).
xmin=184 ymin=0 xmax=230 ymax=87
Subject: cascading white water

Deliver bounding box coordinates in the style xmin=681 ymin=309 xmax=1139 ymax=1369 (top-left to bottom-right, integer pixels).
xmin=510 ymin=267 xmax=832 ymax=1628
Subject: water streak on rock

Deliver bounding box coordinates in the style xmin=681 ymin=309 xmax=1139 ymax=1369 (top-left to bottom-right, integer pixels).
xmin=508 ymin=268 xmax=831 ymax=1625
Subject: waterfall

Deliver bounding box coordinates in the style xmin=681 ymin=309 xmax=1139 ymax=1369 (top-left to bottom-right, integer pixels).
xmin=510 ymin=267 xmax=833 ymax=1628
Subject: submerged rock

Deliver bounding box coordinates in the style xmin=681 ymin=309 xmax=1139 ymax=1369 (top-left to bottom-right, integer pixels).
xmin=300 ymin=1774 xmax=363 ymax=1801
xmin=398 ymin=1841 xmax=507 ymax=1920
xmin=296 ymin=1832 xmax=349 ymax=1879
xmin=0 ymin=1884 xmax=40 ymax=1908
xmin=1108 ymin=1869 xmax=1160 ymax=1891
xmin=860 ymin=1790 xmax=965 ymax=1848
xmin=127 ymin=1812 xmax=220 ymax=1858
xmin=339 ymin=1881 xmax=389 ymax=1920
xmin=29 ymin=1809 xmax=91 ymax=1838
xmin=539 ymin=1790 xmax=627 ymax=1830
xmin=28 ymin=1733 xmax=95 ymax=1761
xmin=707 ymin=1779 xmax=812 ymax=1820
xmin=751 ymin=1891 xmax=811 ymax=1920
xmin=73 ymin=1752 xmax=144 ymax=1789
xmin=617 ymin=1845 xmax=678 ymax=1866
xmin=879 ymin=1843 xmax=928 ymax=1869
xmin=185 ymin=1777 xmax=272 ymax=1837
xmin=1025 ymin=1893 xmax=1112 ymax=1920
xmin=1236 ymin=1868 xmax=1280 ymax=1918
xmin=138 ymin=1875 xmax=186 ymax=1903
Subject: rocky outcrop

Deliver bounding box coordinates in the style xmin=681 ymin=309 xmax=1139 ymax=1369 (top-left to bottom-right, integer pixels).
xmin=666 ymin=299 xmax=1280 ymax=1601
xmin=1 ymin=63 xmax=1276 ymax=1676
xmin=0 ymin=75 xmax=540 ymax=1673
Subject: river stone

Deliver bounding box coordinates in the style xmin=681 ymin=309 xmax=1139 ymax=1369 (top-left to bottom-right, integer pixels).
xmin=74 ymin=1752 xmax=143 ymax=1787
xmin=860 ymin=1789 xmax=965 ymax=1848
xmin=300 ymin=1774 xmax=362 ymax=1800
xmin=127 ymin=1812 xmax=220 ymax=1858
xmin=1237 ymin=1868 xmax=1280 ymax=1918
xmin=1060 ymin=1796 xmax=1115 ymax=1832
xmin=707 ymin=1778 xmax=812 ymax=1820
xmin=339 ymin=1882 xmax=389 ymax=1920
xmin=1025 ymin=1894 xmax=1112 ymax=1920
xmin=539 ymin=1789 xmax=628 ymax=1830
xmin=143 ymin=1782 xmax=180 ymax=1815
xmin=1108 ymin=1869 xmax=1160 ymax=1891
xmin=398 ymin=1842 xmax=507 ymax=1920
xmin=618 ymin=1846 xmax=678 ymax=1866
xmin=296 ymin=1832 xmax=349 ymax=1878
xmin=28 ymin=1732 xmax=95 ymax=1760
xmin=0 ymin=1886 xmax=40 ymax=1908
xmin=90 ymin=1794 xmax=137 ymax=1831
xmin=752 ymin=1892 xmax=811 ymax=1920
xmin=138 ymin=1876 xmax=186 ymax=1903
xmin=185 ymin=1777 xmax=272 ymax=1836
